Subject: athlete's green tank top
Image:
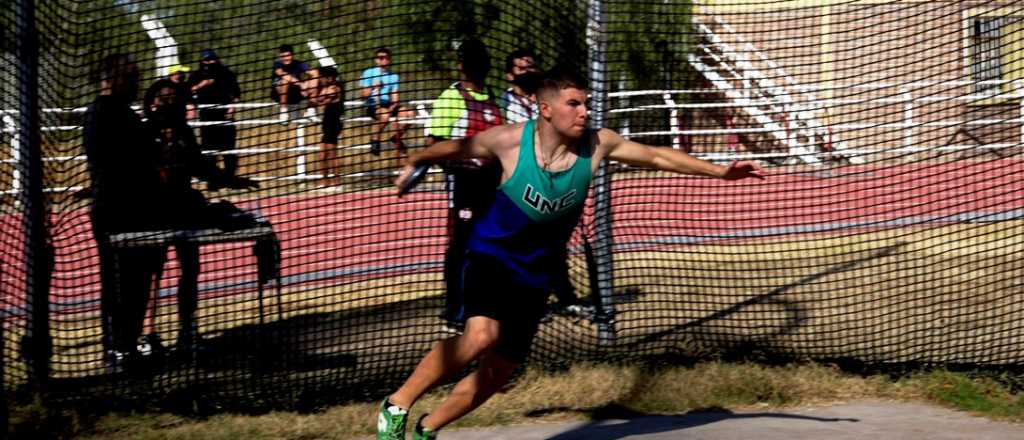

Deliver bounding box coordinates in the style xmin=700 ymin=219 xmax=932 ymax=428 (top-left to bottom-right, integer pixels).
xmin=466 ymin=119 xmax=594 ymax=288
xmin=498 ymin=119 xmax=593 ymax=223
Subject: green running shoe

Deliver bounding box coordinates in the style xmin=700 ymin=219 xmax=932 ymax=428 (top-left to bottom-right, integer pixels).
xmin=377 ymin=397 xmax=408 ymax=440
xmin=412 ymin=415 xmax=438 ymax=440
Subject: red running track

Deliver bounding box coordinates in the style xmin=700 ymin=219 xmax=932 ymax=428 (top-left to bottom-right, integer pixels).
xmin=1 ymin=159 xmax=1020 ymax=312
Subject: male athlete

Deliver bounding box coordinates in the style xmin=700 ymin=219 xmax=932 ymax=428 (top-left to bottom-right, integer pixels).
xmin=378 ymin=66 xmax=764 ymax=439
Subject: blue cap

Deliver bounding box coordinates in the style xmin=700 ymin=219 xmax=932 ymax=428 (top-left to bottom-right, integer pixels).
xmin=200 ymin=48 xmax=218 ymax=60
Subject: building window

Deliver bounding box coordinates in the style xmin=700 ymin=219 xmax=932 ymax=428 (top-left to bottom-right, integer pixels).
xmin=971 ymin=17 xmax=1003 ymax=95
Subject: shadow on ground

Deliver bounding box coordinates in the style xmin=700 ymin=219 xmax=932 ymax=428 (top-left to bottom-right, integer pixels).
xmin=533 ymin=404 xmax=858 ymax=440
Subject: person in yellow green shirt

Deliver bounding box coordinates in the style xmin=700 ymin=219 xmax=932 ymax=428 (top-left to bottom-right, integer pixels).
xmin=425 ymin=39 xmax=506 ymax=335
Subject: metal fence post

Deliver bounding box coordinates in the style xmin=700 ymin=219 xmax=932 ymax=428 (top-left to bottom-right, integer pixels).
xmin=295 ymin=121 xmax=308 ymax=178
xmin=899 ymin=87 xmax=914 ymax=150
xmin=1017 ymin=80 xmax=1024 ymax=148
xmin=587 ymin=0 xmax=616 ymax=345
xmin=15 ymin=0 xmax=53 ymax=390
xmin=3 ymin=114 xmax=19 ymax=195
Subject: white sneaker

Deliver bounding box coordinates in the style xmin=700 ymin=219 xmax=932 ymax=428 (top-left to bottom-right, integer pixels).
xmin=103 ymin=349 xmax=130 ymax=374
xmin=440 ymin=321 xmax=464 ymax=335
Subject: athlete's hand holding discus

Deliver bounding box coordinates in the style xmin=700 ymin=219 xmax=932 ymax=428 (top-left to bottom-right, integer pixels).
xmin=395 ymin=162 xmax=430 ymax=197
xmin=394 ymin=131 xmax=501 ymax=197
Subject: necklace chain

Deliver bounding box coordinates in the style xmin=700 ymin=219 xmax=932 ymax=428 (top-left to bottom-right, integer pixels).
xmin=536 ymin=125 xmax=567 ymax=171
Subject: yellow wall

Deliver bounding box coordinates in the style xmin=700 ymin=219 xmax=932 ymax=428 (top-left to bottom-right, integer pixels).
xmin=967 ymin=7 xmax=1024 ymax=96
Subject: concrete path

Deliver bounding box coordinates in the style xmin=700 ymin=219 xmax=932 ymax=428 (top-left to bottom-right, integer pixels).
xmin=368 ymin=400 xmax=1024 ymax=439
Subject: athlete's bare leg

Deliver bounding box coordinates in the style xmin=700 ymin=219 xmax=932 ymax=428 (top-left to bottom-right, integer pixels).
xmin=419 ymin=351 xmax=518 ymax=431
xmin=388 ymin=316 xmax=499 ymax=410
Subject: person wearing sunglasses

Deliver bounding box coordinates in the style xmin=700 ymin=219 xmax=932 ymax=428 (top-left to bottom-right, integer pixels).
xmin=359 ymin=47 xmax=409 ymax=156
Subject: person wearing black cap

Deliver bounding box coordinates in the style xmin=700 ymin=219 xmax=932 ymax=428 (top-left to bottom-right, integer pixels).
xmin=419 ymin=39 xmax=506 ymax=335
xmin=190 ymin=48 xmax=242 ymax=184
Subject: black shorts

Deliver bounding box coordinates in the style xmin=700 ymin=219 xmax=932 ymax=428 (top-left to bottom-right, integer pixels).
xmin=200 ymin=125 xmax=236 ymax=150
xmin=199 ymin=108 xmax=236 ymax=150
xmin=321 ymin=117 xmax=342 ymax=144
xmin=271 ymin=84 xmax=305 ymax=105
xmin=366 ymin=103 xmax=400 ymax=120
xmin=462 ymin=252 xmax=549 ymax=362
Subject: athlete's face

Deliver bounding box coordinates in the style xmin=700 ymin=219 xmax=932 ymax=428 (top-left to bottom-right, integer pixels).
xmin=541 ymin=87 xmax=588 ymax=138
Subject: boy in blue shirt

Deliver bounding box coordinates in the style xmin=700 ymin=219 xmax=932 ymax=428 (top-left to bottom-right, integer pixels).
xmin=359 ymin=47 xmax=407 ymax=156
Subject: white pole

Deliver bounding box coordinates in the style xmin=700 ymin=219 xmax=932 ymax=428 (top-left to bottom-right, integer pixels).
xmin=295 ymin=123 xmax=308 ymax=177
xmin=1017 ymin=80 xmax=1024 ymax=147
xmin=306 ymin=39 xmax=337 ymax=67
xmin=4 ymin=114 xmax=20 ymax=193
xmin=619 ymin=74 xmax=630 ymax=137
xmin=900 ymin=88 xmax=914 ymax=149
xmin=665 ymin=93 xmax=680 ymax=149
xmin=141 ymin=15 xmax=179 ymax=78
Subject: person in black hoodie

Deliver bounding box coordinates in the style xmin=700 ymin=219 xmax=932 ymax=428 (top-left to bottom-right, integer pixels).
xmin=83 ymin=54 xmax=167 ymax=371
xmin=142 ymin=78 xmax=258 ymax=352
xmin=189 ymin=49 xmax=242 ymax=184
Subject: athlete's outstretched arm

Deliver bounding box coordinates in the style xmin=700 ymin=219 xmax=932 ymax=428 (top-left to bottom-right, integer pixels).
xmin=600 ymin=128 xmax=764 ymax=180
xmin=394 ymin=125 xmax=506 ymax=191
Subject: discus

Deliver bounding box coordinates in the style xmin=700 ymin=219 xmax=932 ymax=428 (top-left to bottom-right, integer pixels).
xmin=398 ymin=163 xmax=430 ymax=197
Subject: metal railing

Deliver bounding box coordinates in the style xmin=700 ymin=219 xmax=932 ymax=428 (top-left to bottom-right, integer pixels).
xmin=3 ymin=85 xmax=1022 ymax=194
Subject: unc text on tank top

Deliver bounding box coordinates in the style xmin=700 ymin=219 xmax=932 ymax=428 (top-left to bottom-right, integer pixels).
xmin=467 ymin=119 xmax=593 ymax=288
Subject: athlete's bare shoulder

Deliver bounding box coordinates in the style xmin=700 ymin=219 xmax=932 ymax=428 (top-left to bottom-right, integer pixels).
xmin=587 ymin=127 xmax=624 ymax=163
xmin=477 ymin=121 xmax=525 ymax=153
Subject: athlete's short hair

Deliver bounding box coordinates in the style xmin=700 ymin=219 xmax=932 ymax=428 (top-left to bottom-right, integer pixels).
xmin=457 ymin=39 xmax=489 ymax=63
xmin=537 ymin=65 xmax=588 ymax=99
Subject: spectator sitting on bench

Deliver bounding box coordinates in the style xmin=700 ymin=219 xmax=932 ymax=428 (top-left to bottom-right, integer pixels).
xmin=359 ymin=47 xmax=411 ymax=156
xmin=271 ymin=44 xmax=308 ymax=121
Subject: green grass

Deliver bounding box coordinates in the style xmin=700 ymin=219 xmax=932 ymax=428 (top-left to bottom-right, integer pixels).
xmin=11 ymin=361 xmax=1024 ymax=439
xmin=921 ymin=371 xmax=1024 ymax=418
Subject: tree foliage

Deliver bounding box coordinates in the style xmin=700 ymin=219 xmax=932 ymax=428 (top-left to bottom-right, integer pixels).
xmin=607 ymin=0 xmax=695 ymax=91
xmin=10 ymin=0 xmax=693 ymax=108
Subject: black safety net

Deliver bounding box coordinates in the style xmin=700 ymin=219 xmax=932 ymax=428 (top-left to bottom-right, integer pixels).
xmin=1 ymin=0 xmax=1022 ymax=414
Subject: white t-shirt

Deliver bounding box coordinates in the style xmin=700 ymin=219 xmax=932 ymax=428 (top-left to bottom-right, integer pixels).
xmin=500 ymin=88 xmax=538 ymax=123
